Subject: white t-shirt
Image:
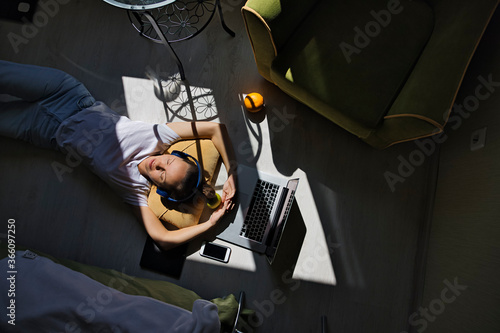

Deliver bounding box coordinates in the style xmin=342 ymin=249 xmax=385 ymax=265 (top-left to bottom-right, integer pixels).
xmin=55 ymin=102 xmax=180 ymax=206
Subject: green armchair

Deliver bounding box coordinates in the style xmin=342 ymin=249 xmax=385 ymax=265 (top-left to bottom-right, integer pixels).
xmin=242 ymin=0 xmax=498 ymax=149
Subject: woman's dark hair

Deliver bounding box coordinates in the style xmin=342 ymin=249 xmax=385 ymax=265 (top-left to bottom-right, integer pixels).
xmin=167 ymin=158 xmax=215 ymax=201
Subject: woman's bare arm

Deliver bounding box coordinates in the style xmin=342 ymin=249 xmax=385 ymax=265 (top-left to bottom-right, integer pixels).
xmin=130 ymin=201 xmax=229 ymax=250
xmin=167 ymin=122 xmax=236 ymax=175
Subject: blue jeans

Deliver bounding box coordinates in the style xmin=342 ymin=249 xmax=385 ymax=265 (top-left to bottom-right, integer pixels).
xmin=0 ymin=60 xmax=96 ymax=150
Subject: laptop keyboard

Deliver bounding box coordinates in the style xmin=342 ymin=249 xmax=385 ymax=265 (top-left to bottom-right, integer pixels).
xmin=240 ymin=179 xmax=280 ymax=243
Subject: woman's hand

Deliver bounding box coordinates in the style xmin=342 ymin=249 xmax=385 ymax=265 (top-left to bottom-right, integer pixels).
xmin=208 ymin=199 xmax=230 ymax=226
xmin=221 ymin=173 xmax=236 ymax=211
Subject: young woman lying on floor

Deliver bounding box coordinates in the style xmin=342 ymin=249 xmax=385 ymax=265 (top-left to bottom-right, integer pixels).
xmin=0 ymin=60 xmax=237 ymax=250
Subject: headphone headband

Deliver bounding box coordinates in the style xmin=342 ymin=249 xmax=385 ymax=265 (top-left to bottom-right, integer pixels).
xmin=156 ymin=150 xmax=202 ymax=202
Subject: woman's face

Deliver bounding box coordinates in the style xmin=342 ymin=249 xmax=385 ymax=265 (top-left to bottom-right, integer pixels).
xmin=139 ymin=154 xmax=189 ymax=189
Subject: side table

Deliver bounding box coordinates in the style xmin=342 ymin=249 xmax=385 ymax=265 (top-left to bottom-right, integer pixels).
xmin=103 ymin=0 xmax=235 ymax=80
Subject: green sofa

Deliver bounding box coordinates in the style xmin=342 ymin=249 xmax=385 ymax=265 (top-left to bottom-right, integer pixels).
xmin=242 ymin=0 xmax=498 ymax=149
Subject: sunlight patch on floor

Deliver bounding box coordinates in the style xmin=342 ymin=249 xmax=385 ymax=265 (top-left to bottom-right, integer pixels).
xmin=122 ymin=75 xmax=220 ymax=124
xmin=293 ymin=170 xmax=337 ymax=286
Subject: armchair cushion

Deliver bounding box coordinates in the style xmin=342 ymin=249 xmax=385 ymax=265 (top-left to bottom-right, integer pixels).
xmin=271 ymin=0 xmax=434 ymax=129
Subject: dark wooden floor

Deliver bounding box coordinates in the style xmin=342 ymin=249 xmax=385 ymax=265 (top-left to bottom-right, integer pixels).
xmin=0 ymin=1 xmax=469 ymax=332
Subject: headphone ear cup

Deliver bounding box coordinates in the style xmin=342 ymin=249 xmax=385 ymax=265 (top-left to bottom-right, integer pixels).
xmin=156 ymin=187 xmax=170 ymax=198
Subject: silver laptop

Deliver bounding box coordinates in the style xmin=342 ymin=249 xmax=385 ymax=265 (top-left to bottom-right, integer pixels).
xmin=217 ymin=165 xmax=299 ymax=264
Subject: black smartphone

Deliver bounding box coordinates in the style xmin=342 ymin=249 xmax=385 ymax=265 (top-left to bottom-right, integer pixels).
xmin=199 ymin=241 xmax=231 ymax=263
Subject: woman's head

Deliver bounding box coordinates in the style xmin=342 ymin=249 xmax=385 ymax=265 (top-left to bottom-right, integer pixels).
xmin=138 ymin=152 xmax=214 ymax=201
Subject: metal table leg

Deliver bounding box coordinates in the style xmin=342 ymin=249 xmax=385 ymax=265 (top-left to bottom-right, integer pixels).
xmin=216 ymin=0 xmax=235 ymax=37
xmin=134 ymin=11 xmax=186 ymax=80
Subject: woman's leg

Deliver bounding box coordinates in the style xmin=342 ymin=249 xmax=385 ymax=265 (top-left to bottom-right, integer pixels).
xmin=0 ymin=100 xmax=65 ymax=149
xmin=0 ymin=60 xmax=95 ymax=149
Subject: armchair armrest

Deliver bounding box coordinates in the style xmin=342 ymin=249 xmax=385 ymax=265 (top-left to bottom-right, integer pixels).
xmin=242 ymin=0 xmax=320 ymax=81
